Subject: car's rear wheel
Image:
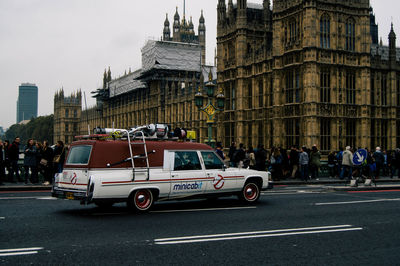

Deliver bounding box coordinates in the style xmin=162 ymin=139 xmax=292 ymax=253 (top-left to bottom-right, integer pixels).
xmin=128 ymin=189 xmax=154 ymax=212
xmin=239 ymin=182 xmax=260 ymax=203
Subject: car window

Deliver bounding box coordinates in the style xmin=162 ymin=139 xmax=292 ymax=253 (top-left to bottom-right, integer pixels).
xmin=174 ymin=151 xmax=202 ymax=171
xmin=66 ymin=145 xmax=92 ymax=165
xmin=201 ymin=151 xmax=225 ymax=170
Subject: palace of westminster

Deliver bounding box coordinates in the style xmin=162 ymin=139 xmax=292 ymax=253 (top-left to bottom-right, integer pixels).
xmin=54 ymin=0 xmax=400 ymax=152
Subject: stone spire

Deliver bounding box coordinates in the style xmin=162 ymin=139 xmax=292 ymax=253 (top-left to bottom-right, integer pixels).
xmin=163 ymin=13 xmax=171 ymax=41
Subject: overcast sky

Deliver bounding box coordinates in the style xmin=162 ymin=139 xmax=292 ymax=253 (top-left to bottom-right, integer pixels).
xmin=0 ymin=0 xmax=398 ymax=129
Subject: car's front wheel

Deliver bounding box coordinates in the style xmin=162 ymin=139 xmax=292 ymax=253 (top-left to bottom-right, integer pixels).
xmin=128 ymin=189 xmax=154 ymax=212
xmin=238 ymin=182 xmax=260 ymax=203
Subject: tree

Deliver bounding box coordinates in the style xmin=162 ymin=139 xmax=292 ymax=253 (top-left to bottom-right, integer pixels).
xmin=4 ymin=115 xmax=54 ymax=144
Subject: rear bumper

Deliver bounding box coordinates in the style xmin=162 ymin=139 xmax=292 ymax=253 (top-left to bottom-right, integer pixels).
xmin=52 ymin=186 xmax=87 ymax=201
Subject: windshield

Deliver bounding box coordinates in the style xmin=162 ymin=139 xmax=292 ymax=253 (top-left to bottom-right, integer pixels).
xmin=66 ymin=145 xmax=92 ymax=165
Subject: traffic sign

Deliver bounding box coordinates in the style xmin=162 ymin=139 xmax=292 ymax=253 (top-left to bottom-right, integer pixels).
xmin=353 ymin=149 xmax=368 ymax=166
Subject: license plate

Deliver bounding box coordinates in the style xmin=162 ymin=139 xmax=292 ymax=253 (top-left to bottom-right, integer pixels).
xmin=65 ymin=192 xmax=74 ymax=200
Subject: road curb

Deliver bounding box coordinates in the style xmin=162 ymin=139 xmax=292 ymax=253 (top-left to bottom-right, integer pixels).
xmin=327 ymin=185 xmax=400 ymax=192
xmin=0 ymin=185 xmax=52 ymax=192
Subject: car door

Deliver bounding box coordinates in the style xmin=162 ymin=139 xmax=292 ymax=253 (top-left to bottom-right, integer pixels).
xmin=169 ymin=151 xmax=207 ymax=198
xmin=200 ymin=151 xmax=237 ymax=194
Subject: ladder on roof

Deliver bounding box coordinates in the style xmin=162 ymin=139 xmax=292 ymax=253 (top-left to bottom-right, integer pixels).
xmin=125 ymin=129 xmax=150 ymax=182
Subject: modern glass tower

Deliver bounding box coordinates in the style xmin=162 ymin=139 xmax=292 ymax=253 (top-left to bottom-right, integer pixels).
xmin=17 ymin=83 xmax=38 ymax=123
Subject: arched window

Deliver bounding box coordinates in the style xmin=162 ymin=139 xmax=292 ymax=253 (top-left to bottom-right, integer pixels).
xmin=320 ymin=15 xmax=330 ymax=48
xmin=346 ymin=19 xmax=356 ymax=51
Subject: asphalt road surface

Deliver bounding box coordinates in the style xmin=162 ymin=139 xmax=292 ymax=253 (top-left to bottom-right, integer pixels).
xmin=1 ymin=185 xmax=400 ymax=265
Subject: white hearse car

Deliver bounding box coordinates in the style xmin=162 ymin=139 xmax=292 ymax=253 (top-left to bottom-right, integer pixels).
xmin=52 ymin=125 xmax=273 ymax=212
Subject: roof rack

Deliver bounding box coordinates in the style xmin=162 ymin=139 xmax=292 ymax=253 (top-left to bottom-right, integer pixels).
xmin=75 ymin=124 xmax=189 ymax=141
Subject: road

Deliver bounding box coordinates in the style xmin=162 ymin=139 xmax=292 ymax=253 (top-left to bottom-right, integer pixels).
xmin=1 ymin=185 xmax=400 ymax=265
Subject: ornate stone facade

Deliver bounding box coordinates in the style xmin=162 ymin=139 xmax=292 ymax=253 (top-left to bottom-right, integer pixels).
xmin=217 ymin=0 xmax=400 ymax=151
xmin=53 ymin=90 xmax=81 ymax=145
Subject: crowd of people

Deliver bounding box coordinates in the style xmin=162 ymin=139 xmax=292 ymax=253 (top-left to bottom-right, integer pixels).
xmin=221 ymin=142 xmax=400 ymax=181
xmin=0 ymin=137 xmax=66 ymax=185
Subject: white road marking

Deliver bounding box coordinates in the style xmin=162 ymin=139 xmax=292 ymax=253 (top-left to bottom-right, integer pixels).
xmin=315 ymin=198 xmax=400 ymax=206
xmin=0 ymin=197 xmax=39 ymax=200
xmin=37 ymin=197 xmax=57 ymax=200
xmin=155 ymin=225 xmax=362 ymax=245
xmin=0 ymin=247 xmax=43 ymax=257
xmin=0 ymin=217 xmax=5 ymax=220
xmin=151 ymin=206 xmax=256 ymax=213
xmin=0 ymin=196 xmax=55 ymax=200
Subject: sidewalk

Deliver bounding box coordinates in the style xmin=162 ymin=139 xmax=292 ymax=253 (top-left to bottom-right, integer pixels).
xmin=1 ymin=176 xmax=400 ymax=192
xmin=274 ymin=176 xmax=400 ymax=191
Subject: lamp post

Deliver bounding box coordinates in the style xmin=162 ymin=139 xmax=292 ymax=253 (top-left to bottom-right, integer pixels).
xmin=195 ymin=69 xmax=225 ymax=148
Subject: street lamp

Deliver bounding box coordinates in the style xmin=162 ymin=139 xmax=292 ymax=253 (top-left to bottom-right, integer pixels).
xmin=195 ymin=69 xmax=225 ymax=148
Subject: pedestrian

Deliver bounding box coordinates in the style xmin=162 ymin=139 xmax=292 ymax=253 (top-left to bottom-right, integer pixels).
xmin=3 ymin=140 xmax=11 ymax=182
xmin=336 ymin=147 xmax=343 ymax=178
xmin=340 ymin=146 xmax=353 ymax=180
xmin=270 ymin=147 xmax=283 ymax=180
xmin=8 ymin=137 xmax=22 ymax=182
xmin=373 ymin=147 xmax=384 ymax=179
xmin=53 ymin=140 xmax=66 ymax=173
xmin=228 ymin=142 xmax=237 ymax=167
xmin=247 ymin=146 xmax=256 ymax=169
xmin=215 ymin=142 xmax=225 ymax=161
xmin=23 ymin=139 xmax=38 ymax=184
xmin=255 ymin=144 xmax=267 ymax=171
xmin=281 ymin=148 xmax=290 ymax=178
xmin=289 ymin=146 xmax=299 ymax=179
xmin=393 ymin=148 xmax=400 ymax=179
xmin=299 ymin=146 xmax=309 ymax=181
xmin=0 ymin=140 xmax=5 ymax=185
xmin=309 ymin=145 xmax=321 ymax=180
xmin=35 ymin=141 xmax=43 ymax=179
xmin=41 ymin=140 xmax=54 ymax=185
xmin=327 ymin=151 xmax=337 ymax=178
xmin=235 ymin=143 xmax=246 ymax=168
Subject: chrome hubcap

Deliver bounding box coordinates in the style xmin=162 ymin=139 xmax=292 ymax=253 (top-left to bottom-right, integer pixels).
xmin=137 ymin=194 xmax=146 ymax=203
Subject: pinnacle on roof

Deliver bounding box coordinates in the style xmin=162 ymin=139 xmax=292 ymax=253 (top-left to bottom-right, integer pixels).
xmin=174 ymin=6 xmax=180 ymax=21
xmin=199 ymin=10 xmax=205 ymax=24
xmin=164 ymin=13 xmax=170 ymax=26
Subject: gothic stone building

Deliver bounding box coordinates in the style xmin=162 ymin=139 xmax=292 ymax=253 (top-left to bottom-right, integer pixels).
xmin=82 ymin=39 xmax=217 ymax=144
xmin=53 ymin=90 xmax=82 ymax=144
xmin=216 ymin=0 xmax=400 ymax=151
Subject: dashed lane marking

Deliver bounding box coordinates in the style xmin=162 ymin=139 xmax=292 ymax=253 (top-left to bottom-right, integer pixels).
xmin=154 ymin=225 xmax=363 ymax=245
xmin=0 ymin=196 xmax=55 ymax=200
xmin=151 ymin=206 xmax=256 ymax=213
xmin=0 ymin=247 xmax=44 ymax=257
xmin=315 ymin=198 xmax=400 ymax=206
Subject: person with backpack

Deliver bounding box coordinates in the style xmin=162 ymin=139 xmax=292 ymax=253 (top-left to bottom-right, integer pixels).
xmin=373 ymin=147 xmax=385 ymax=179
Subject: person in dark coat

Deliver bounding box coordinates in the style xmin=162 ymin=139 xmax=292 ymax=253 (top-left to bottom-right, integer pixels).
xmin=289 ymin=146 xmax=299 ymax=179
xmin=228 ymin=142 xmax=237 ymax=167
xmin=373 ymin=147 xmax=385 ymax=179
xmin=255 ymin=144 xmax=267 ymax=171
xmin=215 ymin=142 xmax=225 ymax=161
xmin=53 ymin=140 xmax=66 ymax=173
xmin=0 ymin=140 xmax=5 ymax=185
xmin=8 ymin=137 xmax=21 ymax=182
xmin=41 ymin=140 xmax=54 ymax=185
xmin=24 ymin=139 xmax=38 ymax=184
xmin=3 ymin=140 xmax=12 ymax=182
